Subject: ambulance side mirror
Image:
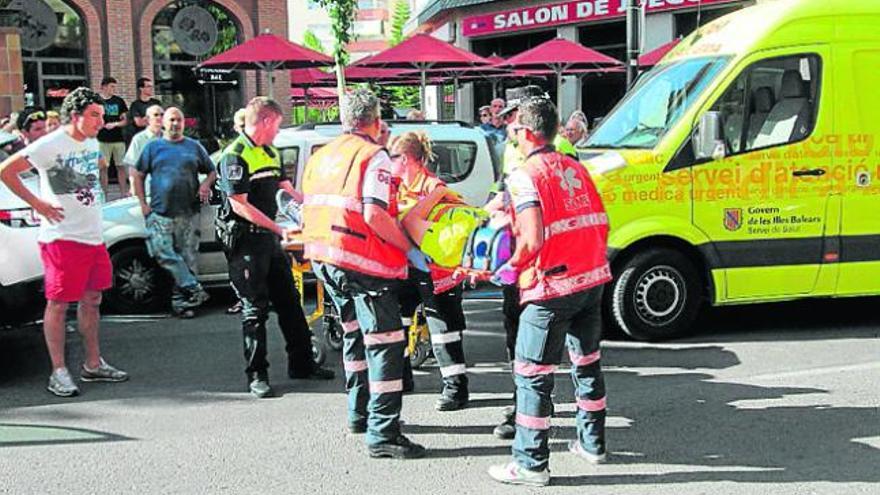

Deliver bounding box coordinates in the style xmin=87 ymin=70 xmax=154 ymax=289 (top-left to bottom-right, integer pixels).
xmin=693 ymin=111 xmax=726 ymax=161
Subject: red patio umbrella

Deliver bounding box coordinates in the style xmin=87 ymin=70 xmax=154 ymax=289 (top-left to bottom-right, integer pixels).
xmin=355 ymin=34 xmax=492 ymax=113
xmin=198 ymin=33 xmax=333 ymax=99
xmin=499 ymin=38 xmax=623 ymax=112
xmin=638 ymin=38 xmax=681 ymax=68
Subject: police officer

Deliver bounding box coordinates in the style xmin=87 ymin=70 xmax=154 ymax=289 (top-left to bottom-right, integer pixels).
xmin=216 ymin=97 xmax=334 ymax=399
xmin=486 ymin=85 xmax=581 ymax=439
xmin=302 ymin=88 xmax=428 ymax=459
xmin=486 ymin=97 xmax=611 ymax=486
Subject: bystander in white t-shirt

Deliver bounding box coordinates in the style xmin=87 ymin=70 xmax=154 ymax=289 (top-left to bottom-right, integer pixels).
xmin=22 ymin=128 xmax=104 ymax=245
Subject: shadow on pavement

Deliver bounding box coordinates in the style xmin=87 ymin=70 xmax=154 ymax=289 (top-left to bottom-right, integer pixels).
xmin=0 ymin=423 xmax=134 ymax=448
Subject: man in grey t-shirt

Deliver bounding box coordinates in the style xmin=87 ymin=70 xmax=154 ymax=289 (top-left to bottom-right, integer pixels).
xmin=123 ymin=104 xmax=163 ymax=196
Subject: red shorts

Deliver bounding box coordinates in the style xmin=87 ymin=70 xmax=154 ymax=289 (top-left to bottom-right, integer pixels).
xmin=39 ymin=240 xmax=113 ymax=302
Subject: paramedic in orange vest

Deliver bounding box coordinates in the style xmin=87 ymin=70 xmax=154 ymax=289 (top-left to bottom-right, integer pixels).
xmin=302 ymin=88 xmax=429 ymax=460
xmin=390 ymin=131 xmax=471 ymax=411
xmin=487 ymin=97 xmax=612 ymax=487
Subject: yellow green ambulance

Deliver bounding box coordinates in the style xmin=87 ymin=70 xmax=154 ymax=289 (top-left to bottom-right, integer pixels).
xmin=582 ymin=0 xmax=880 ymax=340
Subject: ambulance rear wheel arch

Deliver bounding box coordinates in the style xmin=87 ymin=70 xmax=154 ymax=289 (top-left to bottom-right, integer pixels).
xmin=606 ymin=240 xmax=708 ymax=341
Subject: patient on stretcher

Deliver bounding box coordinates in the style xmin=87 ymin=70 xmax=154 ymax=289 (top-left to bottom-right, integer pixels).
xmin=390 ymin=131 xmax=511 ymax=271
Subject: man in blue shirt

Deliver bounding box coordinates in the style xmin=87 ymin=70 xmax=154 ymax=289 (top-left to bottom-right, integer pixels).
xmin=132 ymin=107 xmax=217 ymax=318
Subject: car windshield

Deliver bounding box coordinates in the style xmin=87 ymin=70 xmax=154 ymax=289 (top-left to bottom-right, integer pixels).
xmin=587 ymin=56 xmax=729 ymax=149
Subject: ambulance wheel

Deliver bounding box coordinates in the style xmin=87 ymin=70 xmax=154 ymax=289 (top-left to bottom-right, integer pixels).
xmin=610 ymin=248 xmax=702 ymax=341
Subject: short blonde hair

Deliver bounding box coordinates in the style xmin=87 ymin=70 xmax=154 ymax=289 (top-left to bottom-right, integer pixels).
xmin=244 ymin=97 xmax=283 ymax=127
xmin=233 ymin=108 xmax=246 ymax=128
xmin=390 ymin=131 xmax=434 ymax=164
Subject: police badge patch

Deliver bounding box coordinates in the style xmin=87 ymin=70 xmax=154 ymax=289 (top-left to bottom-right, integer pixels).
xmin=226 ymin=164 xmax=244 ymax=180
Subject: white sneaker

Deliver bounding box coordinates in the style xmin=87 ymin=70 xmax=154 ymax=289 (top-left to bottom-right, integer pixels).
xmin=488 ymin=461 xmax=550 ymax=487
xmin=47 ymin=368 xmax=80 ymax=397
xmin=81 ymin=358 xmax=129 ymax=382
xmin=568 ymin=440 xmax=607 ymax=464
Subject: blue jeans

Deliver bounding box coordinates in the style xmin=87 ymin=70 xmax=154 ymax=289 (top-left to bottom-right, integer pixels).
xmin=512 ymin=286 xmax=607 ymax=471
xmin=145 ymin=213 xmax=201 ymax=310
xmin=313 ymin=262 xmax=405 ymax=446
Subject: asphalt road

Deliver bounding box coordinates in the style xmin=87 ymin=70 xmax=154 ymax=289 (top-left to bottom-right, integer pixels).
xmin=1 ymin=290 xmax=879 ymax=494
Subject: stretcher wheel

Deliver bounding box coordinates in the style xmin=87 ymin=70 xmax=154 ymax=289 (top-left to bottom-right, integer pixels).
xmin=311 ymin=336 xmax=326 ymax=367
xmin=409 ymin=339 xmax=432 ymax=369
xmin=323 ymin=315 xmax=344 ymax=351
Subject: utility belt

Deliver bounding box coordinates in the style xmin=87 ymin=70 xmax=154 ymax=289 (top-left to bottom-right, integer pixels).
xmin=215 ymin=218 xmax=277 ymax=251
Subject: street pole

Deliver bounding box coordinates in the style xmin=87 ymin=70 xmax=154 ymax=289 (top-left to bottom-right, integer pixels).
xmin=625 ymin=0 xmax=641 ymax=89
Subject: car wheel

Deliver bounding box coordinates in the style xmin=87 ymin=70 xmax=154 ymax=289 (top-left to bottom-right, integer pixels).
xmin=105 ymin=243 xmax=170 ymax=314
xmin=609 ymin=247 xmax=703 ymax=341
xmin=323 ymin=316 xmax=344 ymax=351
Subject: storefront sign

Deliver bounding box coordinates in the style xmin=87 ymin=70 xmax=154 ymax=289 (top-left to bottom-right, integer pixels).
xmin=13 ymin=0 xmax=58 ymax=52
xmin=463 ymin=0 xmax=740 ymax=37
xmin=172 ymin=5 xmax=218 ymax=56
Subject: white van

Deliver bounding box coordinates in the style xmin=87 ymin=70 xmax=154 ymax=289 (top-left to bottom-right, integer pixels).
xmin=99 ymin=121 xmax=498 ymax=313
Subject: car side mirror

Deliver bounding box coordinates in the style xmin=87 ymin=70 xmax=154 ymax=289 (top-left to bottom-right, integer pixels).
xmin=693 ymin=111 xmax=726 ymax=161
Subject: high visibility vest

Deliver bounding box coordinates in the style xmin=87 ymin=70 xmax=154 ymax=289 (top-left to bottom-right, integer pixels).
xmin=224 ymin=133 xmax=281 ymax=175
xmin=513 ymin=149 xmax=611 ymax=304
xmin=493 ymin=135 xmax=578 ymax=195
xmin=301 ymin=134 xmax=408 ymax=280
xmin=396 ymin=168 xmax=466 ymax=294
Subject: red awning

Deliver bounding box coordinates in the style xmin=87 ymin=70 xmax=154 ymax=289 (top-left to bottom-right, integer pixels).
xmin=290 ymin=87 xmax=338 ymax=99
xmin=499 ymin=38 xmax=623 ymax=73
xmin=356 ymin=33 xmax=492 ymax=70
xmin=638 ymin=38 xmax=681 ymax=67
xmin=289 ymin=68 xmax=334 ymax=87
xmin=199 ymin=33 xmax=333 ymax=71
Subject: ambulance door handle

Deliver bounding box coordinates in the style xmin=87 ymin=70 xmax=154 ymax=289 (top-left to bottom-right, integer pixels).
xmin=792 ymin=168 xmax=826 ymax=177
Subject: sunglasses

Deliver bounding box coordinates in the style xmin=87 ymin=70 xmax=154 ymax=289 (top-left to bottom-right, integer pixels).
xmin=26 ymin=111 xmax=46 ymax=122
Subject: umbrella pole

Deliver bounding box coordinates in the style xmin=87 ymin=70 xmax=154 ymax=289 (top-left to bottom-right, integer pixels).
xmin=420 ymin=69 xmax=427 ymax=115
xmin=268 ymin=69 xmax=275 ymax=99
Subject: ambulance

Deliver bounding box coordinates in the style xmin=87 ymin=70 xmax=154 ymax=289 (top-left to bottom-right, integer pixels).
xmin=583 ymin=0 xmax=880 ymax=340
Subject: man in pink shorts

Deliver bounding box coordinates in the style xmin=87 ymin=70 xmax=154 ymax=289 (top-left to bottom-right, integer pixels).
xmin=0 ymin=87 xmax=128 ymax=397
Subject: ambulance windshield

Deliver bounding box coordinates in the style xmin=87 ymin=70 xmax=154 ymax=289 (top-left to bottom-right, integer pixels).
xmin=587 ymin=56 xmax=728 ymax=150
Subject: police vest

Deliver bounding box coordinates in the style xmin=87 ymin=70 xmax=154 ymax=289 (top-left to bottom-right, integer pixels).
xmin=301 ymin=134 xmax=408 ymax=280
xmin=513 ymin=149 xmax=611 ymax=304
xmin=225 ymin=134 xmax=281 ymax=176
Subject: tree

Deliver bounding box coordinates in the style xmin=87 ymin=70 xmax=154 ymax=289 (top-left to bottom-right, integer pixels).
xmin=302 ymin=29 xmax=327 ymax=55
xmin=387 ymin=0 xmax=418 ymax=116
xmin=314 ymin=0 xmax=356 ymax=116
xmin=389 ymin=0 xmax=410 ymax=47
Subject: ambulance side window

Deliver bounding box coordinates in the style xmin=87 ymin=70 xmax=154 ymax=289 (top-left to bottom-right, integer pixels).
xmin=709 ymin=54 xmax=820 ymax=156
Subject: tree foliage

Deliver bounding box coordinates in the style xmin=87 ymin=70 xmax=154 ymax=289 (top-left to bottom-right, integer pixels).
xmin=302 ymin=29 xmax=326 ymax=55
xmin=314 ymin=0 xmax=356 ymax=114
xmin=389 ymin=0 xmax=410 ymax=47
xmin=386 ymin=0 xmax=419 ymax=115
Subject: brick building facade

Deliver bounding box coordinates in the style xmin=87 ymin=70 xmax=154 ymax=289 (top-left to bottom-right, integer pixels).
xmin=14 ymin=0 xmax=290 ymax=132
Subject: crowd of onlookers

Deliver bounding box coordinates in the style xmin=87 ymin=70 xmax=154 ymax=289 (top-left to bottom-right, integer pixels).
xmin=475 ymin=96 xmax=592 ymax=152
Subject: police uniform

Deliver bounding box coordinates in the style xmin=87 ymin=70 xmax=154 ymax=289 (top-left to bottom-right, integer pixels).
xmin=505 ymin=145 xmax=611 ymax=472
xmin=216 ymin=133 xmax=321 ymax=387
xmin=302 ymin=131 xmax=423 ymax=457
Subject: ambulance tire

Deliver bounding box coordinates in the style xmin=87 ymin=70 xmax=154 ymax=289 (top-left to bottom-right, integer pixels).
xmin=610 ymin=248 xmax=702 ymax=341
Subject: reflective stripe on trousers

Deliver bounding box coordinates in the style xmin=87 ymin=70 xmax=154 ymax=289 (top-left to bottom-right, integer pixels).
xmin=512 ymin=286 xmax=607 ymax=471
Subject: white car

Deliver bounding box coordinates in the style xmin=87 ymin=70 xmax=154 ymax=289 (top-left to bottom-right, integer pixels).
xmin=0 ymin=171 xmax=46 ymax=326
xmin=99 ymin=121 xmax=499 ymax=313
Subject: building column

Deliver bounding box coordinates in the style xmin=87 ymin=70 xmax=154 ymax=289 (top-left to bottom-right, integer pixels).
xmin=256 ymin=0 xmax=292 ymax=120
xmin=0 ymin=28 xmax=24 ymax=115
xmin=453 ymin=29 xmax=474 ymax=123
xmin=104 ymin=0 xmax=137 ymax=100
xmin=556 ymin=25 xmax=581 ymax=122
xmin=644 ymin=13 xmax=675 ymax=52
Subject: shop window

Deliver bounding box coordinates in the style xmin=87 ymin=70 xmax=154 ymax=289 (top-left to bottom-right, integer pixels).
xmin=152 ymin=0 xmax=242 ymax=139
xmin=20 ymin=0 xmax=88 ymax=109
xmin=709 ymin=54 xmax=820 ymax=155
